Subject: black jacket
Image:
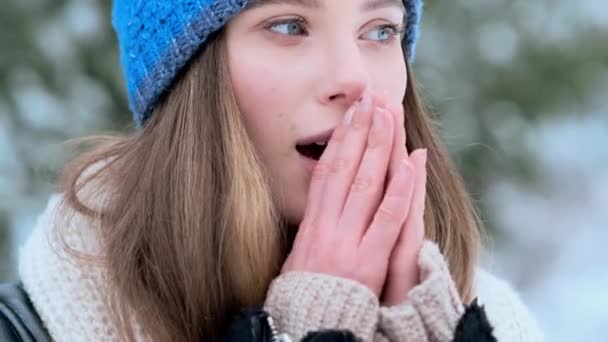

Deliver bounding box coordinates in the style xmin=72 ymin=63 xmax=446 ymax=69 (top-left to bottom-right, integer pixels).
xmin=0 ymin=282 xmax=496 ymax=341
xmin=0 ymin=283 xmax=52 ymax=342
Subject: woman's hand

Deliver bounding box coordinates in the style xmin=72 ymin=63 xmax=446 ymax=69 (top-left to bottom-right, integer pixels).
xmin=381 ymin=101 xmax=427 ymax=306
xmin=282 ymin=91 xmax=417 ymax=297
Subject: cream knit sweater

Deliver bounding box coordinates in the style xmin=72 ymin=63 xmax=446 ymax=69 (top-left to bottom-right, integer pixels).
xmin=19 ymin=194 xmax=544 ymax=341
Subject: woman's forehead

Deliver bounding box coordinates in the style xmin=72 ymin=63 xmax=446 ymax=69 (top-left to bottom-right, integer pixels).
xmin=248 ymin=0 xmax=406 ymax=13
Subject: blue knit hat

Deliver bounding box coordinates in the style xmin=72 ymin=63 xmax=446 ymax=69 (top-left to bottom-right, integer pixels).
xmin=112 ymin=0 xmax=424 ymax=127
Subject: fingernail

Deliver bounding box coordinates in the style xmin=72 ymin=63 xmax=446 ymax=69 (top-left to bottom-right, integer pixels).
xmin=343 ymin=106 xmax=355 ymax=125
xmin=400 ymin=158 xmax=411 ymax=174
xmin=372 ymin=108 xmax=384 ymax=132
xmin=359 ymin=92 xmax=373 ymax=113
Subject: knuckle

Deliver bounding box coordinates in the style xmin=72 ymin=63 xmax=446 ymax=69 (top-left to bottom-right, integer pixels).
xmin=350 ymin=175 xmax=374 ymax=193
xmin=367 ymin=133 xmax=381 ymax=148
xmin=367 ymin=130 xmax=389 ymax=149
xmin=330 ymin=158 xmax=351 ymax=174
xmin=351 ymin=116 xmax=366 ymax=130
xmin=312 ymin=161 xmax=329 ymax=180
xmin=351 ymin=110 xmax=371 ymax=129
xmin=375 ymin=203 xmax=400 ymax=225
xmin=383 ymin=192 xmax=404 ymax=205
xmin=331 ymin=125 xmax=347 ymax=142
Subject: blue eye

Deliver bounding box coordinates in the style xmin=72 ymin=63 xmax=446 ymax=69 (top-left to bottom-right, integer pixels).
xmin=268 ymin=19 xmax=307 ymax=36
xmin=364 ymin=24 xmax=402 ymax=43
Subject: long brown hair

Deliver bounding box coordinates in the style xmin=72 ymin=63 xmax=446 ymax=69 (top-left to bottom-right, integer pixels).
xmin=57 ymin=30 xmax=481 ymax=341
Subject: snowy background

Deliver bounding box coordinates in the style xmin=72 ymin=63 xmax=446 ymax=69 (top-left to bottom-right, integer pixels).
xmin=1 ymin=1 xmax=606 ymax=341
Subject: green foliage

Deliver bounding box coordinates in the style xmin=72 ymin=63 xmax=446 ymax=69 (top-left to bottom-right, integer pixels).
xmin=414 ymin=1 xmax=608 ymax=234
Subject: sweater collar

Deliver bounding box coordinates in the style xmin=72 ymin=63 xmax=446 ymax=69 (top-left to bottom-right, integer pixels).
xmin=19 ymin=194 xmax=147 ymax=341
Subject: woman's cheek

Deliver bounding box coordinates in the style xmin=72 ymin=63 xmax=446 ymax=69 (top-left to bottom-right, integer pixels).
xmin=366 ymin=48 xmax=407 ymax=102
xmin=234 ymin=61 xmax=294 ymax=116
xmin=389 ymin=50 xmax=408 ymax=101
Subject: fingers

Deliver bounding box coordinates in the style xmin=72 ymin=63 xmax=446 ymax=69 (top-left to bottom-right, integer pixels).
xmin=295 ymin=104 xmax=355 ymax=267
xmin=302 ymin=108 xmax=350 ymax=223
xmin=360 ymin=156 xmax=415 ymax=260
xmin=339 ymin=108 xmax=395 ymax=237
xmin=387 ymin=103 xmax=408 ymax=186
xmin=319 ymin=92 xmax=375 ymax=219
xmin=402 ymin=148 xmax=427 ymax=249
xmin=382 ymin=149 xmax=428 ymax=305
xmin=304 ymin=92 xmax=403 ymax=227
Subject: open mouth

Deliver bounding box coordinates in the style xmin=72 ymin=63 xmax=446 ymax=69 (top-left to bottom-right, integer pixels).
xmin=295 ymin=127 xmax=335 ymax=162
xmin=296 ymin=141 xmax=327 ymax=161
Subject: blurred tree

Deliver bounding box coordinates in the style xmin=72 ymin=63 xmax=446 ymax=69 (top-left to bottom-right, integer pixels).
xmin=0 ymin=211 xmax=12 ymax=281
xmin=0 ymin=1 xmax=130 ymax=280
xmin=416 ymin=1 xmax=608 ymax=237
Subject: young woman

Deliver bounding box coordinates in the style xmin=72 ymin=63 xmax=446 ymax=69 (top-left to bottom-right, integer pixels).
xmin=0 ymin=0 xmax=544 ymax=341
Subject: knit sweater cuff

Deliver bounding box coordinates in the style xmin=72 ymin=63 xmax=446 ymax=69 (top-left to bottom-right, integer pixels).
xmin=379 ymin=241 xmax=465 ymax=342
xmin=263 ymin=271 xmax=380 ymax=341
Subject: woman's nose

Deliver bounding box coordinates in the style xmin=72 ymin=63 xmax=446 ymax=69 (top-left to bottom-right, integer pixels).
xmin=317 ymin=42 xmax=370 ymax=108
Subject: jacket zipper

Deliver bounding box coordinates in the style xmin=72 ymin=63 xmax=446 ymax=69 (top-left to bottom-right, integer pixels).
xmin=266 ymin=315 xmax=293 ymax=342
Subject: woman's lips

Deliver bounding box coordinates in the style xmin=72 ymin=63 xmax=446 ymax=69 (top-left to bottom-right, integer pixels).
xmin=295 ymin=127 xmax=335 ymax=147
xmin=295 ymin=127 xmax=336 ymax=173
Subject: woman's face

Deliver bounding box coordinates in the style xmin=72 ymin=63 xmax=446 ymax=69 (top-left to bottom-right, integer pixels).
xmin=226 ymin=0 xmax=407 ymax=224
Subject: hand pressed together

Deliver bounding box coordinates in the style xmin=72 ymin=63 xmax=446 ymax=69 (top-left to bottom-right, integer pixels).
xmin=282 ymin=90 xmax=428 ymax=307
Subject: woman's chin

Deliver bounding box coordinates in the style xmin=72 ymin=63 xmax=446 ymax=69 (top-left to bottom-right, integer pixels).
xmin=282 ymin=209 xmax=304 ymax=228
xmin=275 ymin=187 xmax=308 ymax=226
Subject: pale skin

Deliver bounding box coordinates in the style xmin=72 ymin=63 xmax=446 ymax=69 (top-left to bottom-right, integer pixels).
xmin=226 ymin=0 xmax=425 ymax=306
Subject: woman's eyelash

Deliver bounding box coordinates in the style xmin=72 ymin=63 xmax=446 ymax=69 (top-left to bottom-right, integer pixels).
xmin=381 ymin=24 xmax=406 ymax=37
xmin=264 ymin=18 xmax=405 ymax=42
xmin=265 ymin=18 xmax=308 ymax=36
xmin=384 ymin=24 xmax=405 ymax=36
xmin=365 ymin=23 xmax=405 ymax=44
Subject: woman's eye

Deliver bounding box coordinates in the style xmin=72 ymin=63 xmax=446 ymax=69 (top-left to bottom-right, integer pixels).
xmin=268 ymin=19 xmax=307 ymax=36
xmin=363 ymin=24 xmax=402 ymax=43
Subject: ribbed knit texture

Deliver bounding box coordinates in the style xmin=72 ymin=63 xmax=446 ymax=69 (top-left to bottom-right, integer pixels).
xmin=264 ymin=272 xmax=380 ymax=341
xmin=19 ymin=193 xmax=544 ymax=341
xmin=264 ymin=242 xmax=466 ymax=342
xmin=112 ymin=0 xmax=424 ymax=126
xmin=18 ymin=195 xmax=146 ymax=341
xmin=377 ymin=242 xmax=465 ymax=342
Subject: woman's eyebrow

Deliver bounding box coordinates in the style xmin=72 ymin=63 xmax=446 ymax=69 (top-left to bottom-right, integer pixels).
xmin=247 ymin=0 xmax=322 ymax=10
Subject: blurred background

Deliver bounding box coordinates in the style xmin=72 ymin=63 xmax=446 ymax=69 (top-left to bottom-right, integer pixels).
xmin=0 ymin=1 xmax=606 ymax=340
